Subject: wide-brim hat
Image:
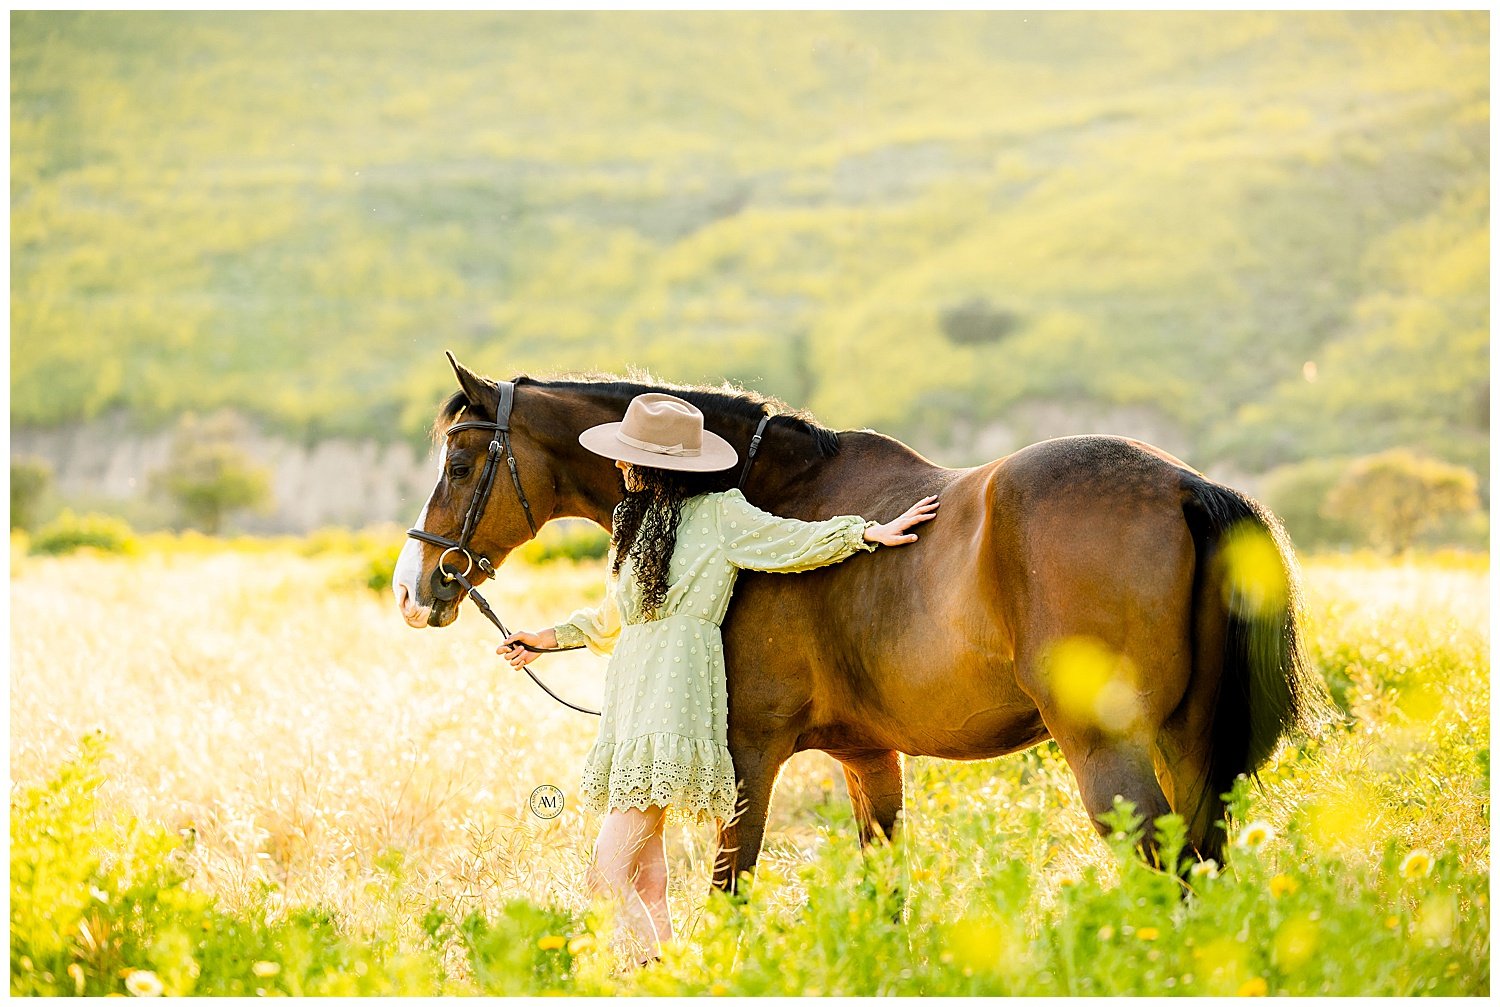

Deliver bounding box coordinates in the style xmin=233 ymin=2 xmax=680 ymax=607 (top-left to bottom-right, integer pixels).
xmin=578 ymin=392 xmax=739 ymax=472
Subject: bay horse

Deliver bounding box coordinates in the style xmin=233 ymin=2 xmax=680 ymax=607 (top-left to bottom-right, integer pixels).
xmin=393 ymin=357 xmax=1330 ymax=890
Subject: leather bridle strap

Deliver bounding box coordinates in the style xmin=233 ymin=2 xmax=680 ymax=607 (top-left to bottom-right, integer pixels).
xmin=737 ymin=414 xmax=771 ymax=491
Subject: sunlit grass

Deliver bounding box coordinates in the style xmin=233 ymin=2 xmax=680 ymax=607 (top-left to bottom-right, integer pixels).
xmin=10 ymin=544 xmax=1489 ymax=993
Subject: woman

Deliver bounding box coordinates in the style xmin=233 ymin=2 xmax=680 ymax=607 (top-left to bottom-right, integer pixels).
xmin=499 ymin=392 xmax=938 ymax=968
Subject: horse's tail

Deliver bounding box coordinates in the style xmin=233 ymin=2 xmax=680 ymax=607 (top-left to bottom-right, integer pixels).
xmin=1180 ymin=476 xmax=1335 ymax=859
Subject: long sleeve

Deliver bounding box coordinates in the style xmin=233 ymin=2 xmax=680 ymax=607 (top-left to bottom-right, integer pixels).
xmin=552 ymin=569 xmax=623 ymax=656
xmin=716 ymin=488 xmax=878 ymax=573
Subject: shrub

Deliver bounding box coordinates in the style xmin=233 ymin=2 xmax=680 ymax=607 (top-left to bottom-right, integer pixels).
xmin=1260 ymin=456 xmax=1361 ymax=550
xmin=10 ymin=456 xmax=53 ymax=531
xmin=29 ymin=510 xmax=137 ymax=556
xmin=515 ymin=520 xmax=610 ymax=564
xmin=1322 ymin=449 xmax=1481 ymax=555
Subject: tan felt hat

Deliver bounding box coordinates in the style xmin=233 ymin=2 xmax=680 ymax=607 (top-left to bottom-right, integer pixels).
xmin=578 ymin=392 xmax=739 ymax=471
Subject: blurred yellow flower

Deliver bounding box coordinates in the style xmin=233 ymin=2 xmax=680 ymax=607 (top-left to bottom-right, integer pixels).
xmin=1189 ymin=859 xmax=1219 ymax=880
xmin=567 ymin=934 xmax=595 ymax=954
xmin=68 ymin=963 xmax=85 ymax=995
xmin=1236 ymin=976 xmax=1268 ymax=996
xmin=710 ymin=983 xmax=729 ymax=996
xmin=1235 ymin=820 xmax=1274 ymax=851
xmin=124 ymin=970 xmax=163 ymax=997
xmin=1399 ymin=849 xmax=1433 ymax=880
xmin=536 ymin=935 xmax=567 ymax=951
xmin=1269 ymin=874 xmax=1299 ymax=898
xmin=252 ymin=961 xmax=280 ymax=978
xmin=1384 ymin=915 xmax=1400 ymax=930
xmin=1058 ymin=875 xmax=1078 ymax=888
xmin=1137 ymin=927 xmax=1160 ymax=941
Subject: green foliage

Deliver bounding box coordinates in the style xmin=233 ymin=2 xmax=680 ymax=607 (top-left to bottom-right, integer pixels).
xmin=150 ymin=413 xmax=273 ymax=534
xmin=515 ymin=519 xmax=612 ymax=565
xmin=8 ymin=11 xmax=1487 ymax=486
xmin=29 ymin=509 xmax=137 ymax=555
xmin=1323 ymin=449 xmax=1480 ymax=555
xmin=1260 ymin=456 xmax=1361 ymax=550
xmin=10 ymin=457 xmax=53 ymax=531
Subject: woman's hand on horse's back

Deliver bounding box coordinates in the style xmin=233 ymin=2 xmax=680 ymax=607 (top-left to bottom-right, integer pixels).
xmin=498 ymin=629 xmax=556 ymax=668
xmin=864 ymin=495 xmax=940 ymax=547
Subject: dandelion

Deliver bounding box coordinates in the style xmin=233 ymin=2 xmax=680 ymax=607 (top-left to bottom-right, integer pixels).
xmin=536 ymin=935 xmax=567 ymax=951
xmin=124 ymin=970 xmax=163 ymax=997
xmin=567 ymin=934 xmax=595 ymax=954
xmin=1269 ymin=874 xmax=1299 ymax=898
xmin=1236 ymin=976 xmax=1268 ymax=996
xmin=1400 ymin=849 xmax=1433 ymax=880
xmin=252 ymin=961 xmax=280 ymax=978
xmin=1235 ymin=820 xmax=1274 ymax=851
xmin=1137 ymin=927 xmax=1160 ymax=941
xmin=1189 ymin=859 xmax=1219 ymax=880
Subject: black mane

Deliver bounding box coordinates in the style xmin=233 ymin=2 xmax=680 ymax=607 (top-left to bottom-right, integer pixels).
xmin=435 ymin=372 xmax=842 ymax=457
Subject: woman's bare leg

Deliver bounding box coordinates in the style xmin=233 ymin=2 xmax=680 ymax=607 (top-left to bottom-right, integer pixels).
xmin=634 ymin=816 xmax=674 ymax=947
xmin=590 ymin=806 xmax=664 ymax=963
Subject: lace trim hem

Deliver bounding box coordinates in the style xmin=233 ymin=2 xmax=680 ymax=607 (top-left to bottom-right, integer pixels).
xmin=580 ymin=731 xmax=738 ymax=828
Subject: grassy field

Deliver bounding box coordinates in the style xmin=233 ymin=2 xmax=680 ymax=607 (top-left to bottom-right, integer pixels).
xmin=8 ymin=540 xmax=1489 ymax=994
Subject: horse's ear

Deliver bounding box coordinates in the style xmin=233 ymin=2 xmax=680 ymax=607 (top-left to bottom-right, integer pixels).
xmin=446 ymin=351 xmax=498 ymax=418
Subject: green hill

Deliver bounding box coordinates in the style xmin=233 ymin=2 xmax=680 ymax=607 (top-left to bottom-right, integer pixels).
xmin=11 ymin=11 xmax=1488 ymax=480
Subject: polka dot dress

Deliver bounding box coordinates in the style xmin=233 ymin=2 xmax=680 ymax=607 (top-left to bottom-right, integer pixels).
xmin=552 ymin=488 xmax=879 ymax=828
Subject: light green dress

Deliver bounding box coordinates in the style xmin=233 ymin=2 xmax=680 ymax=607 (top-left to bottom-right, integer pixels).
xmin=552 ymin=488 xmax=879 ymax=828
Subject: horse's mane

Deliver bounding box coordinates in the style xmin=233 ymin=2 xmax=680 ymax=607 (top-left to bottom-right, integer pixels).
xmin=434 ymin=371 xmax=842 ymax=457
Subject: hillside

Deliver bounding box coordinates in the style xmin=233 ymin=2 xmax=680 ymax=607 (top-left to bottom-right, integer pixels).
xmin=10 ymin=11 xmax=1488 ymax=480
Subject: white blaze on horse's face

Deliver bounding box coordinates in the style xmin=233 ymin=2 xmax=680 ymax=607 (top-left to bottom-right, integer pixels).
xmin=393 ymin=439 xmax=446 ymax=628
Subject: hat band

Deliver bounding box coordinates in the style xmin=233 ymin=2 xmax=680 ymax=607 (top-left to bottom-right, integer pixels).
xmin=616 ymin=430 xmax=701 ymax=457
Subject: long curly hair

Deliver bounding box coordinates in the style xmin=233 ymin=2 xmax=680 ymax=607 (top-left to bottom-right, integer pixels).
xmin=611 ymin=464 xmax=726 ymax=620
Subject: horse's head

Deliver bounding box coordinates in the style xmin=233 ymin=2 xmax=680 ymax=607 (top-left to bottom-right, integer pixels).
xmin=394 ymin=354 xmax=559 ymax=628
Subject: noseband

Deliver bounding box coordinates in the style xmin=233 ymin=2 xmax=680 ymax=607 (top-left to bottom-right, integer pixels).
xmin=406 ymin=381 xmax=774 ymax=718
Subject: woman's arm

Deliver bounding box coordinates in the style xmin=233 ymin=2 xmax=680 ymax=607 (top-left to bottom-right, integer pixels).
xmin=499 ymin=570 xmax=622 ymax=668
xmin=718 ymin=489 xmax=938 ymax=573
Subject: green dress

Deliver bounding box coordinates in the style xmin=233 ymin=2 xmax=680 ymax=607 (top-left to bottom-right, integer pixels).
xmin=552 ymin=488 xmax=879 ymax=828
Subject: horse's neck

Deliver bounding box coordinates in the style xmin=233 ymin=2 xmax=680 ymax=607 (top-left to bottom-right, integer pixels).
xmin=528 ymin=383 xmax=945 ymax=526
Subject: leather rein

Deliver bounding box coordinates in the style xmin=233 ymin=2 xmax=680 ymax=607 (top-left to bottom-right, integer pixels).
xmin=406 ymin=381 xmax=772 ymax=717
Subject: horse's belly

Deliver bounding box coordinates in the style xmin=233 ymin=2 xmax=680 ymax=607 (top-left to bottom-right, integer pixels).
xmin=895 ymin=706 xmax=1050 ymax=760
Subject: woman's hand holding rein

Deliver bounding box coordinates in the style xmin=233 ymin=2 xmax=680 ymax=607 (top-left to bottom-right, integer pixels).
xmin=499 ymin=628 xmax=557 ymax=668
xmin=863 ymin=494 xmax=941 ymax=547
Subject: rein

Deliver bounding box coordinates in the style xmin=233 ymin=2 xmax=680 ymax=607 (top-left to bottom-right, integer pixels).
xmin=407 ymin=380 xmax=773 ymax=717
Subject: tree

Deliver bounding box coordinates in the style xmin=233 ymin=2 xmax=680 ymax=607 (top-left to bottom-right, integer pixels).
xmin=10 ymin=457 xmax=53 ymax=531
xmin=1322 ymin=448 xmax=1480 ymax=555
xmin=150 ymin=413 xmax=273 ymax=535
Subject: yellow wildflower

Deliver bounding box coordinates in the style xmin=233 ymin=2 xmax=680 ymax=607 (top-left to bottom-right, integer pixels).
xmin=710 ymin=983 xmax=729 ymax=995
xmin=1236 ymin=976 xmax=1268 ymax=996
xmin=1189 ymin=859 xmax=1219 ymax=881
xmin=536 ymin=935 xmax=567 ymax=951
xmin=251 ymin=961 xmax=280 ymax=978
xmin=1058 ymin=875 xmax=1079 ymax=889
xmin=1269 ymin=874 xmax=1299 ymax=898
xmin=1399 ymin=849 xmax=1433 ymax=880
xmin=1235 ymin=820 xmax=1274 ymax=851
xmin=567 ymin=934 xmax=595 ymax=954
xmin=124 ymin=970 xmax=164 ymax=997
xmin=1384 ymin=915 xmax=1400 ymax=930
xmin=1137 ymin=927 xmax=1160 ymax=942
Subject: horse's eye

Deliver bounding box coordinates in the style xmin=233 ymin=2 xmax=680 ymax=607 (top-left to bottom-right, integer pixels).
xmin=449 ymin=464 xmax=471 ymax=481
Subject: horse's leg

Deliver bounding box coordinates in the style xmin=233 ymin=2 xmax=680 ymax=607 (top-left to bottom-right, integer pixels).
xmin=835 ymin=748 xmax=905 ymax=846
xmin=711 ymin=737 xmax=792 ymax=897
xmin=836 ymin=747 xmax=908 ymax=924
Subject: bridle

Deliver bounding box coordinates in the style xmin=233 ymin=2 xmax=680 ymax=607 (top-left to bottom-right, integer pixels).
xmin=406 ymin=380 xmax=772 ymax=717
